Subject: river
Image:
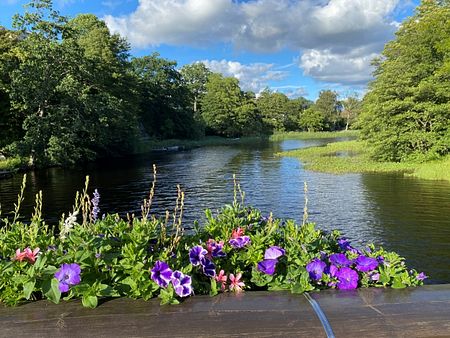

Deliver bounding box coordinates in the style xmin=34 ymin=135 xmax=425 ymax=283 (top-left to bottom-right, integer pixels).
xmin=1 ymin=138 xmax=449 ymax=283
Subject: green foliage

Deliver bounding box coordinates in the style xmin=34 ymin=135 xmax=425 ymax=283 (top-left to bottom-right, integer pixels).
xmin=3 ymin=3 xmax=139 ymax=166
xmin=280 ymin=139 xmax=450 ymax=181
xmin=360 ymin=1 xmax=450 ymax=162
xmin=299 ymin=107 xmax=325 ymax=132
xmin=200 ymin=74 xmax=261 ymax=137
xmin=180 ymin=62 xmax=211 ymax=115
xmin=314 ymin=90 xmax=343 ymax=131
xmin=131 ymin=53 xmax=201 ymax=139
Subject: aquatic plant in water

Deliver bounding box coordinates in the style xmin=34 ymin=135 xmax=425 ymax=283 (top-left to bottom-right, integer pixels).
xmin=0 ymin=173 xmax=427 ymax=308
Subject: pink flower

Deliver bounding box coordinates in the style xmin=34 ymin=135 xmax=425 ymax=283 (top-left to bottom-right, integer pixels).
xmin=231 ymin=227 xmax=245 ymax=239
xmin=229 ymin=272 xmax=245 ymax=293
xmin=215 ymin=270 xmax=228 ymax=291
xmin=15 ymin=247 xmax=40 ymax=264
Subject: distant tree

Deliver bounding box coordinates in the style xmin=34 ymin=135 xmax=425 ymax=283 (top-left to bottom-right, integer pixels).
xmin=131 ymin=53 xmax=200 ymax=139
xmin=201 ymin=73 xmax=259 ymax=137
xmin=360 ymin=0 xmax=450 ymax=161
xmin=341 ymin=95 xmax=362 ymax=130
xmin=180 ymin=62 xmax=211 ymax=114
xmin=315 ymin=90 xmax=343 ymax=130
xmin=256 ymin=89 xmax=290 ymax=132
xmin=287 ymin=96 xmax=313 ymax=131
xmin=299 ymin=107 xmax=325 ymax=132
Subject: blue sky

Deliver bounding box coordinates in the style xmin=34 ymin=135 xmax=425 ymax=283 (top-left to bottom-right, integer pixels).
xmin=1 ymin=0 xmax=419 ymax=100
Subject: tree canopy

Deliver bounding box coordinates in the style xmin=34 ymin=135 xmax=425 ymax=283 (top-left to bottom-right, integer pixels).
xmin=0 ymin=0 xmax=355 ymax=167
xmin=360 ymin=0 xmax=450 ymax=162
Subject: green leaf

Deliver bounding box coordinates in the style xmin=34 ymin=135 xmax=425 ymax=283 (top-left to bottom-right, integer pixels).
xmin=82 ymin=295 xmax=98 ymax=308
xmin=209 ymin=278 xmax=218 ymax=296
xmin=42 ymin=278 xmax=61 ymax=304
xmin=391 ymin=277 xmax=407 ymax=289
xmin=23 ymin=280 xmax=35 ymax=300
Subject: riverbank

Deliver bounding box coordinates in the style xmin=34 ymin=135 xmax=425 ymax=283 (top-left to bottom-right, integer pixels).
xmin=0 ymin=136 xmax=267 ymax=177
xmin=269 ymin=130 xmax=359 ymax=141
xmin=133 ymin=135 xmax=266 ymax=154
xmin=279 ymin=140 xmax=450 ymax=181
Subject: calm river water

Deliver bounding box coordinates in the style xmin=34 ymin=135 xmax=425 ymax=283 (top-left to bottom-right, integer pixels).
xmin=1 ymin=138 xmax=449 ymax=283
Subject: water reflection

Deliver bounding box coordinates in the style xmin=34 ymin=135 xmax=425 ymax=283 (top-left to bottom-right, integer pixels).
xmin=0 ymin=138 xmax=449 ymax=282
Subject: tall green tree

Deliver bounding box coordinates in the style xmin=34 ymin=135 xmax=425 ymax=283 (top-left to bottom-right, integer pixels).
xmin=299 ymin=107 xmax=325 ymax=132
xmin=201 ymin=74 xmax=259 ymax=137
xmin=180 ymin=62 xmax=211 ymax=114
xmin=314 ymin=90 xmax=343 ymax=130
xmin=131 ymin=53 xmax=199 ymax=139
xmin=6 ymin=1 xmax=138 ymax=165
xmin=256 ymin=89 xmax=290 ymax=132
xmin=0 ymin=27 xmax=22 ymax=148
xmin=360 ymin=0 xmax=450 ymax=161
xmin=341 ymin=95 xmax=362 ymax=130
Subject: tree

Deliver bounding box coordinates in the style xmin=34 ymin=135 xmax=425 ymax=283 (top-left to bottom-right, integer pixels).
xmin=315 ymin=90 xmax=343 ymax=130
xmin=0 ymin=27 xmax=22 ymax=148
xmin=256 ymin=89 xmax=290 ymax=132
xmin=341 ymin=95 xmax=362 ymax=130
xmin=200 ymin=74 xmax=259 ymax=137
xmin=131 ymin=53 xmax=199 ymax=139
xmin=6 ymin=2 xmax=139 ymax=166
xmin=299 ymin=107 xmax=325 ymax=132
xmin=360 ymin=0 xmax=450 ymax=161
xmin=180 ymin=62 xmax=211 ymax=114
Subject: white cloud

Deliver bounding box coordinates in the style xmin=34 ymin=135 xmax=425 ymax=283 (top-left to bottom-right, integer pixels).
xmin=202 ymin=59 xmax=289 ymax=93
xmin=104 ymin=0 xmax=406 ymax=85
xmin=300 ymin=47 xmax=378 ymax=84
xmin=271 ymin=86 xmax=309 ymax=99
xmin=104 ymin=0 xmax=240 ymax=47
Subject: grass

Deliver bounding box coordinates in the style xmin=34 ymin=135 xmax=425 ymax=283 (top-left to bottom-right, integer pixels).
xmin=0 ymin=157 xmax=24 ymax=172
xmin=409 ymin=156 xmax=450 ymax=181
xmin=133 ymin=135 xmax=267 ymax=154
xmin=279 ymin=140 xmax=450 ymax=181
xmin=269 ymin=130 xmax=359 ymax=141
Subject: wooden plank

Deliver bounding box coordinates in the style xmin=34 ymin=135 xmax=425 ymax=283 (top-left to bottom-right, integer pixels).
xmin=0 ymin=292 xmax=325 ymax=338
xmin=1 ymin=286 xmax=449 ymax=337
xmin=311 ymin=284 xmax=450 ymax=338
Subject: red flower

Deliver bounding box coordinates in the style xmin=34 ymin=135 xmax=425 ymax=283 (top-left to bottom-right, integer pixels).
xmin=15 ymin=247 xmax=40 ymax=264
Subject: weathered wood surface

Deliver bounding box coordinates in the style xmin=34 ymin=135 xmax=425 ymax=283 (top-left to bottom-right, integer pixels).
xmin=0 ymin=285 xmax=449 ymax=338
xmin=312 ymin=284 xmax=450 ymax=337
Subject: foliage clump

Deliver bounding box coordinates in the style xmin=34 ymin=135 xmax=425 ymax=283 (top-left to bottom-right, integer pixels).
xmin=360 ymin=1 xmax=450 ymax=162
xmin=0 ymin=174 xmax=426 ymax=308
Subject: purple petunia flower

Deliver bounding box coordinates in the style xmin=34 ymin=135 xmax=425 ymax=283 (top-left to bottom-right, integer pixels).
xmin=201 ymin=258 xmax=216 ymax=278
xmin=150 ymin=261 xmax=173 ymax=288
xmin=306 ymin=258 xmax=327 ymax=281
xmin=54 ymin=263 xmax=81 ymax=293
xmin=257 ymin=259 xmax=278 ymax=275
xmin=337 ymin=238 xmax=353 ymax=251
xmin=355 ymin=255 xmax=379 ymax=272
xmin=171 ymin=271 xmax=193 ymax=297
xmin=229 ymin=236 xmax=251 ymax=249
xmin=370 ymin=272 xmax=380 ymax=282
xmin=91 ymin=189 xmax=100 ymax=222
xmin=325 ymin=264 xmax=339 ymax=278
xmin=189 ymin=246 xmax=207 ymax=266
xmin=329 ymin=253 xmax=352 ymax=267
xmin=416 ymin=272 xmax=428 ymax=281
xmin=264 ymin=246 xmax=285 ymax=260
xmin=336 ymin=267 xmax=359 ymax=290
xmin=206 ymin=239 xmax=226 ymax=258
